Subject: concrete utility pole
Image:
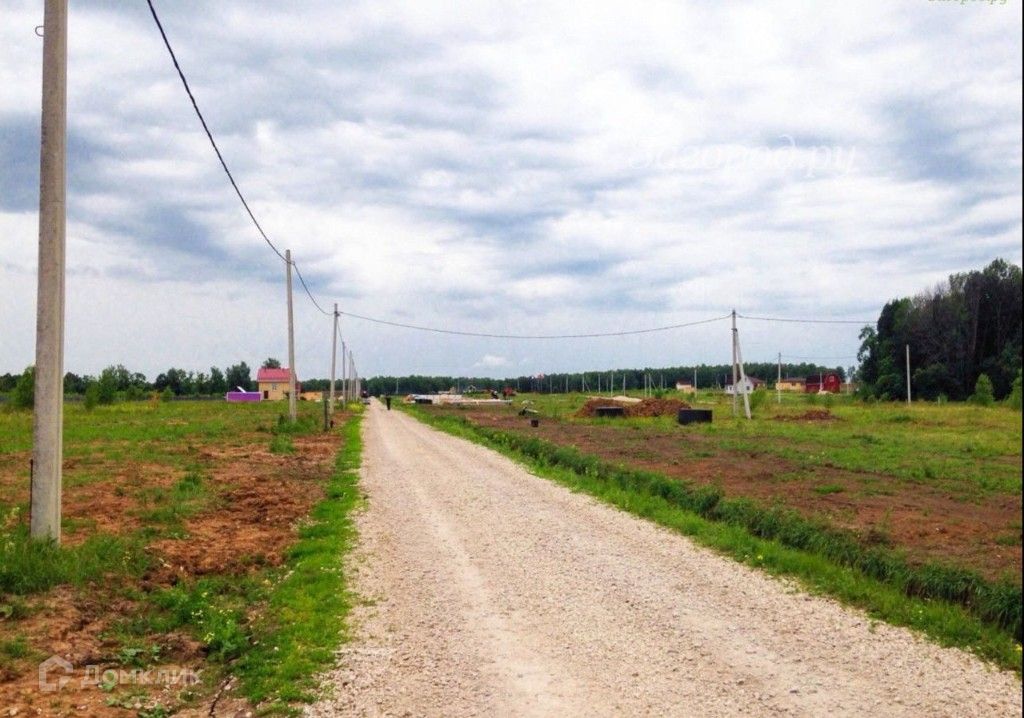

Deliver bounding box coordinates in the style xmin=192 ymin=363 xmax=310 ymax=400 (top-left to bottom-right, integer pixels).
xmin=731 ymin=310 xmax=739 ymax=417
xmin=735 ymin=329 xmax=752 ymax=420
xmin=285 ymin=249 xmax=297 ymax=422
xmin=905 ymin=344 xmax=912 ymax=405
xmin=341 ymin=340 xmax=347 ymax=404
xmin=31 ymin=0 xmax=68 ymax=543
xmin=777 ymin=352 xmax=782 ymax=405
xmin=329 ymin=303 xmax=338 ymax=415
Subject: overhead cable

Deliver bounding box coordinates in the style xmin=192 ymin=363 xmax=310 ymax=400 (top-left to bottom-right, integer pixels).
xmin=146 ymin=0 xmax=286 ymax=263
xmin=738 ymin=314 xmax=872 ymax=326
xmin=334 ymin=311 xmax=732 ymax=339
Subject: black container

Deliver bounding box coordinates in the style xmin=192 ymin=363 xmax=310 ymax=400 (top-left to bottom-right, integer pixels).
xmin=595 ymin=406 xmax=625 ymax=417
xmin=677 ymin=409 xmax=713 ymax=425
xmin=530 ymin=418 xmax=540 ymax=427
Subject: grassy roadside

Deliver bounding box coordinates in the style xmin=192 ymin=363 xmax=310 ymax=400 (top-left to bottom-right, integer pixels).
xmin=402 ymin=405 xmax=1023 ymax=673
xmin=235 ymin=410 xmax=362 ymax=712
xmin=138 ymin=411 xmax=364 ymax=715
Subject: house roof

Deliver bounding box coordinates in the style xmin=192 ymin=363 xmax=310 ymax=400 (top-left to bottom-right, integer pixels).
xmin=256 ymin=367 xmax=293 ymax=382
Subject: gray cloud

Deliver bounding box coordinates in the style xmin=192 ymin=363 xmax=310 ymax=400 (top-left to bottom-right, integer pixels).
xmin=0 ymin=0 xmax=1021 ymax=378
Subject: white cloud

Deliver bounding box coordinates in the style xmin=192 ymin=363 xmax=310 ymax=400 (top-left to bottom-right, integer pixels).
xmin=0 ymin=0 xmax=1020 ymax=379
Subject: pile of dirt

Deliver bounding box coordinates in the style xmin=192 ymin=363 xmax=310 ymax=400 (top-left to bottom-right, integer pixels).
xmin=576 ymin=398 xmax=690 ymax=418
xmin=777 ymin=409 xmax=838 ymax=422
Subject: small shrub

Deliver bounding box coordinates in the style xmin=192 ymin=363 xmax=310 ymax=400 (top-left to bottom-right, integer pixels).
xmin=83 ymin=383 xmax=100 ymax=410
xmin=1007 ymin=372 xmax=1022 ymax=412
xmin=11 ymin=367 xmax=34 ymax=410
xmin=269 ymin=435 xmax=295 ymax=454
xmin=748 ymin=389 xmax=769 ymax=412
xmin=970 ymin=374 xmax=994 ymax=406
xmin=160 ymin=387 xmax=174 ymax=402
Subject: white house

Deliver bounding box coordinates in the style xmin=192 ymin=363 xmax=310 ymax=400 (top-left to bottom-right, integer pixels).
xmin=724 ymin=376 xmax=764 ymax=395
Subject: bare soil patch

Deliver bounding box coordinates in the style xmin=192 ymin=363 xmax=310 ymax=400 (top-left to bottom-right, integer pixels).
xmin=776 ymin=409 xmax=839 ymax=422
xmin=0 ymin=427 xmax=343 ymax=716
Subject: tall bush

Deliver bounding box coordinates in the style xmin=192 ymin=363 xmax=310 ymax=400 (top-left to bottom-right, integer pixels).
xmin=971 ymin=374 xmax=995 ymax=406
xmin=11 ymin=367 xmax=34 ymax=409
xmin=1007 ymin=371 xmax=1022 ymax=411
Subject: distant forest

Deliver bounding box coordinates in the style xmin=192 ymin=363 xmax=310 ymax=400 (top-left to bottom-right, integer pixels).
xmin=352 ymin=362 xmax=847 ymax=397
xmin=858 ymin=259 xmax=1022 ymax=401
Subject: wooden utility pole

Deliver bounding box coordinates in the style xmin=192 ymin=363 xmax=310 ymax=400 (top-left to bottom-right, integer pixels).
xmin=31 ymin=0 xmax=68 ymax=542
xmin=329 ymin=303 xmax=338 ymax=415
xmin=285 ymin=249 xmax=297 ymax=422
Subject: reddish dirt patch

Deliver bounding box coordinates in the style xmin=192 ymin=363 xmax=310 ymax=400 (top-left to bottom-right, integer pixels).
xmin=576 ymin=397 xmax=690 ymax=418
xmin=149 ymin=434 xmax=338 ymax=583
xmin=776 ymin=409 xmax=839 ymax=422
xmin=0 ymin=426 xmax=345 ymax=716
xmin=442 ymin=406 xmax=1021 ymax=583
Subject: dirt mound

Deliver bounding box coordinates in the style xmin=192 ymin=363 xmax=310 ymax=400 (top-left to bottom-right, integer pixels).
xmin=777 ymin=409 xmax=838 ymax=422
xmin=576 ymin=398 xmax=690 ymax=418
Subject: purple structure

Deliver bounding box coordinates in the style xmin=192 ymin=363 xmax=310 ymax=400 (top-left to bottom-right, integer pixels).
xmin=225 ymin=391 xmax=261 ymax=402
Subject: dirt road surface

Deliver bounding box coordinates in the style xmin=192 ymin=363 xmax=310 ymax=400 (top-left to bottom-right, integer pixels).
xmin=306 ymin=401 xmax=1022 ymax=717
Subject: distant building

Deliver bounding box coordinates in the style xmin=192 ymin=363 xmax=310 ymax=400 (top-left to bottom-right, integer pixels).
xmin=805 ymin=373 xmax=842 ymax=394
xmin=776 ymin=377 xmax=805 ymax=392
xmin=675 ymin=380 xmax=695 ymax=393
xmin=256 ymin=367 xmax=300 ymax=401
xmin=299 ymin=391 xmax=323 ymax=402
xmin=724 ymin=376 xmax=765 ymax=395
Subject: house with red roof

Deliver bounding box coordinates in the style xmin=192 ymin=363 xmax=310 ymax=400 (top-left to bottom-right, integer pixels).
xmin=256 ymin=366 xmax=300 ymax=401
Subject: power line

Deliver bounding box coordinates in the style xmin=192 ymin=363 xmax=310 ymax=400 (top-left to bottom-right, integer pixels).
xmin=146 ymin=0 xmax=286 ymax=263
xmin=783 ymin=354 xmax=859 ymax=361
xmin=738 ymin=313 xmax=872 ymax=326
xmin=335 ymin=310 xmax=732 ymax=339
xmin=292 ymin=261 xmax=331 ymax=316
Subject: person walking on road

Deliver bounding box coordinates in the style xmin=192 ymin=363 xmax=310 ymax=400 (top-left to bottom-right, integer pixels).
xmin=385 ymin=394 xmax=392 ymax=410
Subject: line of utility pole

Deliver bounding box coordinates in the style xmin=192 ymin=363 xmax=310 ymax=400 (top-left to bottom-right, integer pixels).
xmin=329 ymin=303 xmax=339 ymax=414
xmin=30 ymin=0 xmax=68 ymax=542
xmin=285 ymin=249 xmax=297 ymax=422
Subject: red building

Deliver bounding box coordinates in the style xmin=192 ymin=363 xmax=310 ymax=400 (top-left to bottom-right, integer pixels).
xmin=805 ymin=373 xmax=842 ymax=394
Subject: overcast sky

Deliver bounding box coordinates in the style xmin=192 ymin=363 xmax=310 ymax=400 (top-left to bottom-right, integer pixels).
xmin=1 ymin=0 xmax=1021 ymax=380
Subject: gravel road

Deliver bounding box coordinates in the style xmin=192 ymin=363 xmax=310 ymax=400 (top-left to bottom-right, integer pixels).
xmin=306 ymin=401 xmax=1022 ymax=717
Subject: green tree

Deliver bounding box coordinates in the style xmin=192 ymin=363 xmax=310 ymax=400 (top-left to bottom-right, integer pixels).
xmin=83 ymin=382 xmax=100 ymax=410
xmin=12 ymin=367 xmax=35 ymax=409
xmin=96 ymin=367 xmax=119 ymax=404
xmin=208 ymin=367 xmax=227 ymax=395
xmin=1007 ymin=371 xmax=1022 ymax=411
xmin=225 ymin=362 xmax=253 ymax=391
xmin=63 ymin=372 xmax=87 ymax=395
xmin=970 ymin=373 xmax=995 ymax=406
xmin=262 ymin=358 xmax=282 ymax=369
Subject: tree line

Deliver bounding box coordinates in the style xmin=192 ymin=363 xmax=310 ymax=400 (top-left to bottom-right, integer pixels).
xmin=0 ymin=361 xmax=260 ymax=406
xmin=857 ymin=259 xmax=1022 ymax=401
xmin=357 ymin=362 xmax=846 ymax=397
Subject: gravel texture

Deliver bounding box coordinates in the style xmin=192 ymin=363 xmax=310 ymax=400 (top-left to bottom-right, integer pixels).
xmin=306 ymin=401 xmax=1022 ymax=717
